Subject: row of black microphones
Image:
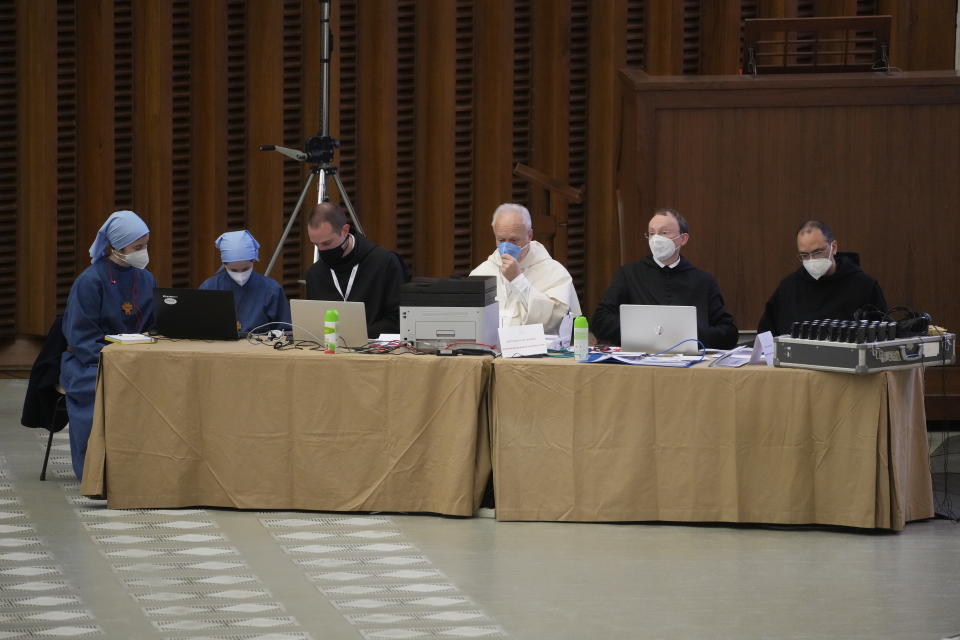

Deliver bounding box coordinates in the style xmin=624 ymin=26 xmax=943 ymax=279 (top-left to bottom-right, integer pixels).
xmin=790 ymin=319 xmax=898 ymax=343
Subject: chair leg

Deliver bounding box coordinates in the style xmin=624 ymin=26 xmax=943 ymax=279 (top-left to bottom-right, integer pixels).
xmin=40 ymin=430 xmax=55 ymax=481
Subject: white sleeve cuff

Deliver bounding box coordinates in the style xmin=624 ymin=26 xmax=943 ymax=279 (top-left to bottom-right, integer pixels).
xmin=508 ymin=272 xmax=532 ymax=295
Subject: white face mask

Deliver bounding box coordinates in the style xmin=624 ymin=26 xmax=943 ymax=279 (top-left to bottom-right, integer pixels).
xmin=227 ymin=268 xmax=252 ymax=287
xmin=648 ymin=234 xmax=678 ymax=263
xmin=803 ymin=257 xmax=833 ymax=280
xmin=115 ymin=248 xmax=149 ymax=269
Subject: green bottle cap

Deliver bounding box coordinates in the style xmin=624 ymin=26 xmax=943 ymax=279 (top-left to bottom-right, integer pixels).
xmin=573 ymin=315 xmax=588 ymax=329
xmin=324 ymin=309 xmax=339 ymax=322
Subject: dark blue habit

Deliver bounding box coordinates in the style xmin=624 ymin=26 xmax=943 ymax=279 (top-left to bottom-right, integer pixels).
xmin=198 ymin=270 xmax=291 ymax=333
xmin=60 ymin=258 xmax=156 ymax=480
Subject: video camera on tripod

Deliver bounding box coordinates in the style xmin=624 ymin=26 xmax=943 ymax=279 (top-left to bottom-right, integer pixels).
xmin=259 ymin=134 xmax=340 ymax=166
xmin=257 ymin=0 xmax=361 ymax=277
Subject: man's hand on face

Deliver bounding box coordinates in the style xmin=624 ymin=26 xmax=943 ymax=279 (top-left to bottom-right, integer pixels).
xmin=500 ymin=254 xmax=522 ymax=281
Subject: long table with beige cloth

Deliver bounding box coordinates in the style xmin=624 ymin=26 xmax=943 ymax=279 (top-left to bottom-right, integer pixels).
xmin=79 ymin=341 xmax=492 ymax=516
xmin=490 ymin=358 xmax=933 ymax=531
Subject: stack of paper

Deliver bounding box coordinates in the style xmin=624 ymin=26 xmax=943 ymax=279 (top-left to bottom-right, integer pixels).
xmin=105 ymin=333 xmax=156 ymax=344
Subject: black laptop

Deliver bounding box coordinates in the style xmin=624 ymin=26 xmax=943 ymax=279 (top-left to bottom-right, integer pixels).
xmin=154 ymin=288 xmax=240 ymax=340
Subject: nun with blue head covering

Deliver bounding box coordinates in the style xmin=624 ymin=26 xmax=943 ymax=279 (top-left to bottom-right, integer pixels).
xmin=199 ymin=230 xmax=290 ymax=333
xmin=60 ymin=210 xmax=156 ymax=480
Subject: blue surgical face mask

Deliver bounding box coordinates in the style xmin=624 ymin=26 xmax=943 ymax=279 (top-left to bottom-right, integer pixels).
xmin=497 ymin=242 xmax=522 ymax=260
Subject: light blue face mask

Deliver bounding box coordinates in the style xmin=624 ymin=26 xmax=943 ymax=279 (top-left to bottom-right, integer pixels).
xmin=497 ymin=242 xmax=522 ymax=260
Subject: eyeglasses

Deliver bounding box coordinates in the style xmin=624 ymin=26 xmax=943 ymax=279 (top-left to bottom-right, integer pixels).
xmin=797 ymin=246 xmax=831 ymax=261
xmin=644 ymin=231 xmax=682 ymax=240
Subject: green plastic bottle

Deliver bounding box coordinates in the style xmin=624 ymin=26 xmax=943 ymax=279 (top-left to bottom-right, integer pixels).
xmin=573 ymin=315 xmax=589 ymax=362
xmin=324 ymin=309 xmax=339 ymax=354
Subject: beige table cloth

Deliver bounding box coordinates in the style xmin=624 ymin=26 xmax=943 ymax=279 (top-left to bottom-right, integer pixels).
xmin=490 ymin=358 xmax=933 ymax=530
xmin=81 ymin=341 xmax=492 ymax=516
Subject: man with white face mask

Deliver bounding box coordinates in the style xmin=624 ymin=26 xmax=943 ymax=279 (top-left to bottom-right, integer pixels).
xmin=469 ymin=203 xmax=581 ymax=334
xmin=757 ymin=220 xmax=886 ymax=336
xmin=592 ymin=208 xmax=738 ymax=349
xmin=199 ymin=230 xmax=291 ymax=333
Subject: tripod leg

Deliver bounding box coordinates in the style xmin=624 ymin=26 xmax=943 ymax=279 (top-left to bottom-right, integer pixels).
xmin=264 ymin=170 xmax=318 ymax=278
xmin=331 ymin=171 xmax=364 ymax=237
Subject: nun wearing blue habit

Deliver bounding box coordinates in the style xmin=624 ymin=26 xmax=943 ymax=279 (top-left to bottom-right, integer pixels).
xmin=60 ymin=210 xmax=156 ymax=480
xmin=199 ymin=230 xmax=290 ymax=333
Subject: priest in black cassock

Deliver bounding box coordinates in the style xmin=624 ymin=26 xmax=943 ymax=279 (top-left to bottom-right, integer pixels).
xmin=304 ymin=202 xmax=406 ymax=338
xmin=757 ymin=220 xmax=887 ymax=336
xmin=592 ymin=208 xmax=739 ymax=349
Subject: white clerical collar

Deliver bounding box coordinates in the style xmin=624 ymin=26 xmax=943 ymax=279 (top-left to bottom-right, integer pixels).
xmin=653 ymin=255 xmax=680 ymax=269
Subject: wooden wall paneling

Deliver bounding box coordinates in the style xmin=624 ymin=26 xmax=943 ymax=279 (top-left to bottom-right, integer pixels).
xmin=113 ymin=1 xmax=134 ymax=216
xmin=0 ymin=0 xmax=16 ymax=336
xmin=796 ymin=0 xmax=816 ymax=17
xmin=471 ymin=0 xmax=515 ymax=268
xmin=452 ymin=1 xmax=475 ymax=276
xmin=511 ymin=0 xmax=533 ymax=210
xmin=333 ymin=0 xmax=358 ymax=226
xmin=625 ymin=0 xmax=645 ymax=68
xmin=530 ymin=0 xmax=570 ymax=259
xmin=700 ymin=0 xmax=742 ymax=74
xmin=246 ymin=1 xmax=284 ymax=273
xmin=224 ymin=1 xmax=247 ymax=233
xmin=756 ymin=0 xmax=798 ymax=68
xmin=133 ymin=0 xmax=173 ymax=287
xmin=414 ymin=0 xmax=454 ymax=276
xmin=645 ymin=0 xmax=684 ymax=74
xmin=567 ymin=0 xmax=588 ymax=296
xmin=190 ymin=0 xmax=227 ymax=284
xmin=171 ymin=0 xmax=192 ymax=287
xmin=815 ymin=0 xmax=858 ymax=14
xmin=280 ymin=0 xmax=305 ymax=294
xmin=76 ymin=0 xmax=114 ymax=284
xmin=618 ymin=71 xmax=960 ymax=334
xmin=814 ymin=0 xmax=858 ymax=66
xmin=299 ymin=0 xmax=322 ymax=277
xmin=357 ymin=0 xmax=398 ymax=250
xmin=16 ymin=0 xmax=58 ymax=335
xmin=586 ymin=0 xmax=627 ymax=314
xmin=880 ymin=0 xmax=959 ymax=71
xmin=758 ymin=0 xmax=799 ymax=17
xmin=682 ymin=0 xmax=701 ymax=74
xmin=396 ymin=1 xmax=416 ymax=274
xmin=55 ymin=0 xmax=78 ymax=313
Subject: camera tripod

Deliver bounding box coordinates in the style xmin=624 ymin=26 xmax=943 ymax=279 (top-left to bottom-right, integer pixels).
xmin=260 ymin=0 xmax=361 ymax=277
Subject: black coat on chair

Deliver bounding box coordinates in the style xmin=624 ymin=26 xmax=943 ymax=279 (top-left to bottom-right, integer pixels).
xmin=21 ymin=315 xmax=69 ymax=432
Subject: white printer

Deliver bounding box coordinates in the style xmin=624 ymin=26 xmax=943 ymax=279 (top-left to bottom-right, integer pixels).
xmin=400 ymin=276 xmax=499 ymax=353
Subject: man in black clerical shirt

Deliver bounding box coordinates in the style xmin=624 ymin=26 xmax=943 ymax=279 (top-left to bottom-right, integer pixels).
xmin=757 ymin=220 xmax=886 ymax=336
xmin=592 ymin=208 xmax=738 ymax=349
xmin=304 ymin=203 xmax=406 ymax=337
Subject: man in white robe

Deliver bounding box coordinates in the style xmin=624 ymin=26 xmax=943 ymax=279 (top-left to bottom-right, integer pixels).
xmin=469 ymin=203 xmax=581 ymax=334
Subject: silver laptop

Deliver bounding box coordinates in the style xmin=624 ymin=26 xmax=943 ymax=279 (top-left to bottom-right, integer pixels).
xmin=290 ymin=299 xmax=369 ymax=348
xmin=620 ymin=304 xmax=699 ymax=354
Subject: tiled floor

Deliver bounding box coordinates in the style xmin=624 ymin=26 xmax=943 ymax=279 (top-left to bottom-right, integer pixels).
xmin=2 ymin=378 xmax=960 ymax=639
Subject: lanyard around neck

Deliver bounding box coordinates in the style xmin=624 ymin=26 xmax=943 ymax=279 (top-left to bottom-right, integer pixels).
xmin=330 ymin=264 xmax=359 ymax=301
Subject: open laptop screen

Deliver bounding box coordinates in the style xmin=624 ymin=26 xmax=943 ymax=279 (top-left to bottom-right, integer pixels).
xmin=154 ymin=288 xmax=240 ymax=340
xmin=290 ymin=299 xmax=369 ymax=348
xmin=619 ymin=304 xmax=699 ymax=354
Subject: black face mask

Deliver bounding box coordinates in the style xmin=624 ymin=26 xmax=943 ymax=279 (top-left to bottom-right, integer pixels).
xmin=319 ymin=233 xmax=351 ymax=266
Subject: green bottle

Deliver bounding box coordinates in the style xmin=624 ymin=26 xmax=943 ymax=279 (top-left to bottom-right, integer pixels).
xmin=324 ymin=309 xmax=339 ymax=353
xmin=573 ymin=315 xmax=589 ymax=361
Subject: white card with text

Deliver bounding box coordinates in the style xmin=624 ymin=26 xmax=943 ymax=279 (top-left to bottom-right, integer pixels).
xmin=750 ymin=331 xmax=775 ymax=366
xmin=498 ymin=323 xmax=548 ymax=358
